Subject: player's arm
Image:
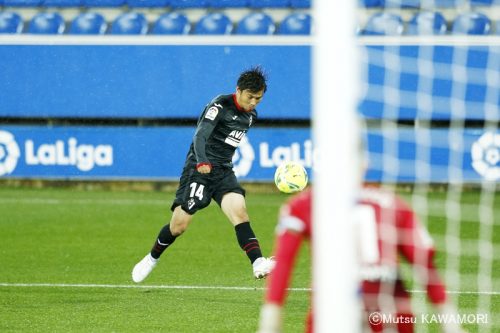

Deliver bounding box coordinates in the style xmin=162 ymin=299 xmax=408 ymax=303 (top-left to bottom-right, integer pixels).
xmin=193 ymin=103 xmax=222 ymax=173
xmin=266 ymin=227 xmax=303 ymax=305
xmin=397 ymin=206 xmax=447 ymax=304
xmin=258 ymin=208 xmax=305 ymax=333
xmin=397 ymin=203 xmax=468 ymax=333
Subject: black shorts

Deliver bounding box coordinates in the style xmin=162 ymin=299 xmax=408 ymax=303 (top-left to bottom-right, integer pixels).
xmin=171 ymin=164 xmax=245 ymax=215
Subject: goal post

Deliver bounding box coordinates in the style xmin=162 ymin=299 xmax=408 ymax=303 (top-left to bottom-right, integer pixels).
xmin=313 ymin=1 xmax=362 ymax=332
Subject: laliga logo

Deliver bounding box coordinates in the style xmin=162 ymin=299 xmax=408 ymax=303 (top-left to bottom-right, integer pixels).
xmin=0 ymin=130 xmax=21 ymax=176
xmin=25 ymin=138 xmax=113 ymax=172
xmin=471 ymin=132 xmax=500 ymax=181
xmin=232 ymin=136 xmax=254 ymax=177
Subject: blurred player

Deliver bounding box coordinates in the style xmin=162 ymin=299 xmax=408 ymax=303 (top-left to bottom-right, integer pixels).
xmin=257 ymin=185 xmax=467 ymax=333
xmin=132 ymin=66 xmax=275 ymax=283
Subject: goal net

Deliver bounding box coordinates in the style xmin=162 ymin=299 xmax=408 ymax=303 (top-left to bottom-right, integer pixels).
xmin=355 ymin=7 xmax=500 ymax=333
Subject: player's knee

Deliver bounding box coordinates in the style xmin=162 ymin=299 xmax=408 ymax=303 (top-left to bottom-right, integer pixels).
xmin=170 ymin=207 xmax=192 ymax=236
xmin=170 ymin=220 xmax=188 ymax=236
xmin=227 ymin=206 xmax=250 ymax=225
xmin=235 ymin=208 xmax=249 ymax=222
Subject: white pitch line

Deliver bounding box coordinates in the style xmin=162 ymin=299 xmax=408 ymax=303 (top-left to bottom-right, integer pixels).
xmin=0 ymin=197 xmax=166 ymax=206
xmin=0 ymin=283 xmax=498 ymax=296
xmin=409 ymin=289 xmax=500 ymax=296
xmin=0 ymin=282 xmax=311 ymax=292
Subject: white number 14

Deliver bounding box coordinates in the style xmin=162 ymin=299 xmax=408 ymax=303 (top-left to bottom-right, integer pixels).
xmin=189 ymin=182 xmax=205 ymax=200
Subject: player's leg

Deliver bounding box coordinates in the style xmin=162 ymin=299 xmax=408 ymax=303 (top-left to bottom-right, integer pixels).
xmin=393 ymin=279 xmax=414 ymax=333
xmin=151 ymin=206 xmax=193 ymax=258
xmin=219 ymin=191 xmax=275 ymax=278
xmin=132 ymin=166 xmax=211 ymax=283
xmin=131 ymin=207 xmax=192 ymax=284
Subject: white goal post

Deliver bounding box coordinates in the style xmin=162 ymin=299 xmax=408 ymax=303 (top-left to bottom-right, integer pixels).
xmin=313 ymin=1 xmax=362 ymax=332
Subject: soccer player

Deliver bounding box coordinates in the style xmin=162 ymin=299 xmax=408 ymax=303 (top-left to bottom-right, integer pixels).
xmin=257 ymin=186 xmax=467 ymax=333
xmin=132 ymin=67 xmax=275 ymax=283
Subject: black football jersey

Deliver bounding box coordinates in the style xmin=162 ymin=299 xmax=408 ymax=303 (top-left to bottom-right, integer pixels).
xmin=185 ymin=94 xmax=258 ymax=168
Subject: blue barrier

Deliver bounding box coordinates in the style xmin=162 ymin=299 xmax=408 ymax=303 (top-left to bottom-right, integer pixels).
xmin=0 ymin=125 xmax=498 ymax=182
xmin=1 ymin=42 xmax=499 ymax=121
xmin=0 ymin=44 xmax=310 ymax=119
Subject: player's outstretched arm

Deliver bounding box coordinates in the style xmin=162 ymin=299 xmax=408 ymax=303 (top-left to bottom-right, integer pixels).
xmin=257 ymin=229 xmax=303 ymax=333
xmin=257 ymin=303 xmax=283 ymax=333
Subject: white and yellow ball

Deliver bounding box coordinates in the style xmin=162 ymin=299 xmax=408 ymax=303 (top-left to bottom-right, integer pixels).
xmin=274 ymin=161 xmax=308 ymax=194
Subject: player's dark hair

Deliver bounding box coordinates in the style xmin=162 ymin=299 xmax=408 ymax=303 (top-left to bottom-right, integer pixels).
xmin=237 ymin=66 xmax=268 ymax=93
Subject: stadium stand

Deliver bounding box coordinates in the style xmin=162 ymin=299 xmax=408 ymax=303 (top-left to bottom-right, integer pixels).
xmin=0 ymin=11 xmax=23 ymax=33
xmin=419 ymin=0 xmax=457 ymax=7
xmin=359 ymin=0 xmax=382 ymax=7
xmin=152 ymin=12 xmax=191 ymax=34
xmin=4 ymin=0 xmax=500 ymax=36
xmin=194 ymin=12 xmax=232 ymax=34
xmin=126 ymin=0 xmax=170 ymax=7
xmin=43 ymin=0 xmax=82 ymax=6
xmin=452 ymin=11 xmax=491 ymax=34
xmin=236 ymin=12 xmax=275 ymax=35
xmin=277 ymin=12 xmax=311 ymax=35
xmin=290 ymin=0 xmax=310 ymax=8
xmin=84 ymin=0 xmax=125 ymax=7
xmin=70 ymin=12 xmax=107 ymax=34
xmin=169 ymin=0 xmax=208 ymax=8
xmin=406 ymin=11 xmax=448 ymax=34
xmin=248 ymin=0 xmax=289 ymax=8
xmin=3 ymin=0 xmax=42 ymax=7
xmin=470 ymin=0 xmax=500 ymax=5
xmin=4 ymin=0 xmax=42 ymax=6
xmin=382 ymin=0 xmax=420 ymax=8
xmin=208 ymin=0 xmax=249 ymax=8
xmin=28 ymin=12 xmax=65 ymax=34
xmin=362 ymin=12 xmax=404 ymax=35
xmin=111 ymin=12 xmax=148 ymax=34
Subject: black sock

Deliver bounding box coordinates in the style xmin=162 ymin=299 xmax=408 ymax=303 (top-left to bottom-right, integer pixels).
xmin=235 ymin=222 xmax=262 ymax=264
xmin=150 ymin=224 xmax=177 ymax=259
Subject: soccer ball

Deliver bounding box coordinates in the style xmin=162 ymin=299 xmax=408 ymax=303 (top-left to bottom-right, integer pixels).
xmin=274 ymin=161 xmax=308 ymax=194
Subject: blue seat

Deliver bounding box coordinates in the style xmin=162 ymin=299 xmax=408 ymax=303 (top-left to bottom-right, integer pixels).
xmin=4 ymin=0 xmax=42 ymax=6
xmin=207 ymin=0 xmax=248 ymax=7
xmin=153 ymin=12 xmax=190 ymax=34
xmin=452 ymin=12 xmax=491 ymax=35
xmin=29 ymin=12 xmax=65 ymax=34
xmin=277 ymin=13 xmax=311 ymax=35
xmin=290 ymin=0 xmax=310 ymax=8
xmin=470 ymin=0 xmax=500 ymax=5
xmin=236 ymin=12 xmax=275 ymax=35
xmin=426 ymin=0 xmax=464 ymax=8
xmin=407 ymin=11 xmax=447 ymax=35
xmin=70 ymin=12 xmax=107 ymax=34
xmin=248 ymin=0 xmax=289 ymax=8
xmin=359 ymin=0 xmax=381 ymax=7
xmin=194 ymin=12 xmax=232 ymax=34
xmin=362 ymin=12 xmax=404 ymax=35
xmin=84 ymin=0 xmax=125 ymax=6
xmin=170 ymin=0 xmax=207 ymax=7
xmin=381 ymin=0 xmax=419 ymax=7
xmin=470 ymin=0 xmax=493 ymax=5
xmin=111 ymin=12 xmax=148 ymax=34
xmin=0 ymin=12 xmax=23 ymax=33
xmin=127 ymin=0 xmax=170 ymax=7
xmin=43 ymin=0 xmax=82 ymax=6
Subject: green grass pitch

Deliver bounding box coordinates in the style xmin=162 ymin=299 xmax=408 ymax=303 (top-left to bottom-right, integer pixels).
xmin=0 ymin=186 xmax=498 ymax=332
